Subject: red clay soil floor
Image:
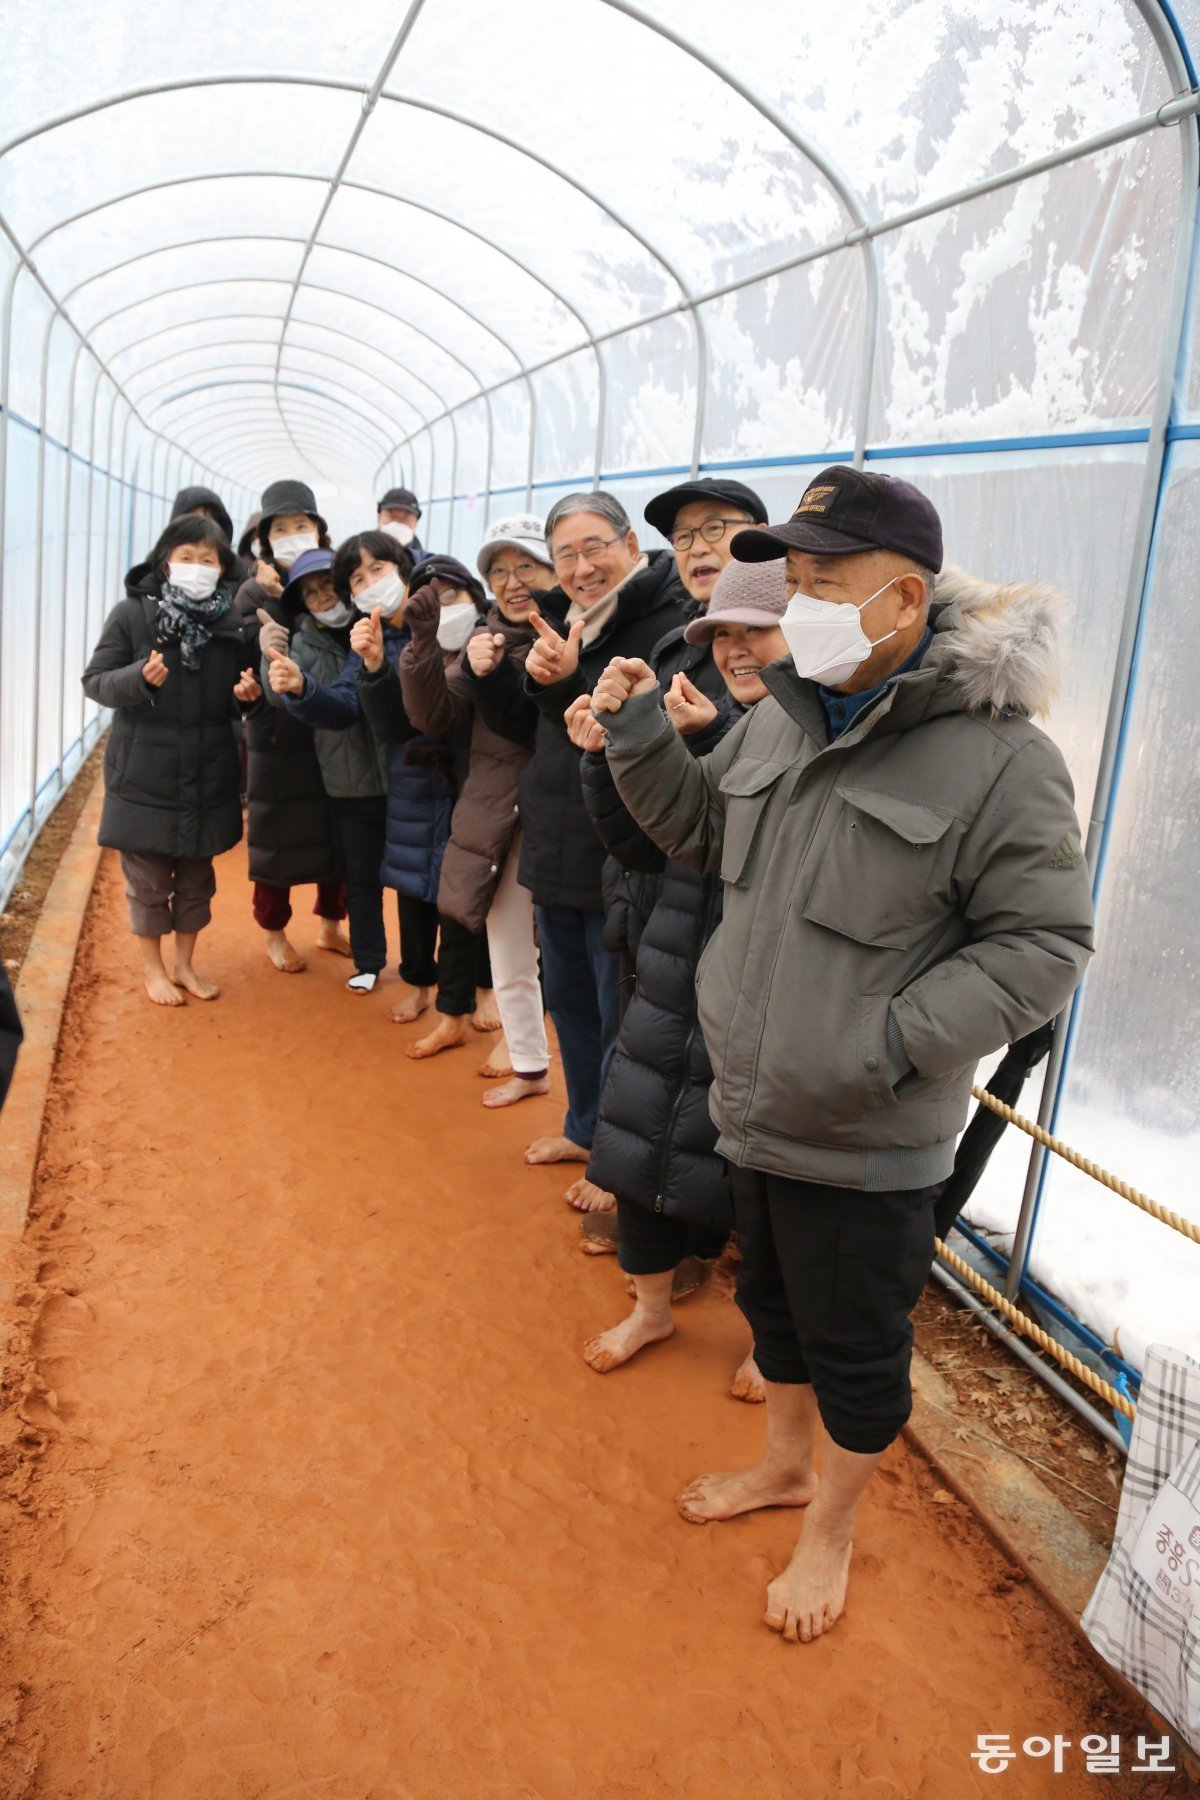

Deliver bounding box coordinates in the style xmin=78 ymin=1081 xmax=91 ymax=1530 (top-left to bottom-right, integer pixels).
xmin=0 ymin=844 xmax=1184 ymax=1799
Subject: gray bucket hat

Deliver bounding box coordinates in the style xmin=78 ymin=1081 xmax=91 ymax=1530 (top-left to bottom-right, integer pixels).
xmin=683 ymin=556 xmax=789 ymax=643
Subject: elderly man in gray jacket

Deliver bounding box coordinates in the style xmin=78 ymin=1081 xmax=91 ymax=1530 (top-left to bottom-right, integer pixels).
xmin=588 ymin=466 xmax=1094 ymax=1645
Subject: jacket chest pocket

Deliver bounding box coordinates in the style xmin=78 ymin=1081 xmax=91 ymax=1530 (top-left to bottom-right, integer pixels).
xmin=718 ymin=759 xmax=793 ymax=889
xmin=803 ymin=785 xmax=955 ymax=949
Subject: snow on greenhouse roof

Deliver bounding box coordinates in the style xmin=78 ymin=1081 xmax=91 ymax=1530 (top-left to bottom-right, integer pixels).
xmin=0 ymin=0 xmax=1195 ymax=518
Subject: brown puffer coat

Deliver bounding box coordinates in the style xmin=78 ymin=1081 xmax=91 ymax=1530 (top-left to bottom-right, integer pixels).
xmin=398 ymin=607 xmax=537 ymax=934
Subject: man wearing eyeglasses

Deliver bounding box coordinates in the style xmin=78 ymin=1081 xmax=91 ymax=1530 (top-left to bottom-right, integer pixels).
xmin=474 ymin=491 xmax=686 ymax=1212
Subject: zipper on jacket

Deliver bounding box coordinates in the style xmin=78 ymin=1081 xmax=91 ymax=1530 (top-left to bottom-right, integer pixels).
xmin=653 ymin=873 xmax=721 ymax=1214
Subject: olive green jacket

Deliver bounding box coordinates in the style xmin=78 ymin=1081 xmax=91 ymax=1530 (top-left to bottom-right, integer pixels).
xmin=602 ymin=568 xmax=1095 ymax=1190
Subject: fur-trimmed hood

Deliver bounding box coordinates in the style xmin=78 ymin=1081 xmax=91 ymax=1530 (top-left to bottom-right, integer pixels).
xmin=927 ymin=564 xmax=1067 ymax=720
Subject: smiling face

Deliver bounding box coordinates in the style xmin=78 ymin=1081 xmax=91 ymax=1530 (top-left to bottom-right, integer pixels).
xmin=485 ymin=546 xmax=557 ymax=623
xmin=298 ymin=570 xmax=339 ymax=616
xmin=670 ymin=500 xmax=755 ymax=604
xmin=712 ymin=621 xmax=789 ymax=704
xmin=549 ymin=510 xmax=639 ymax=610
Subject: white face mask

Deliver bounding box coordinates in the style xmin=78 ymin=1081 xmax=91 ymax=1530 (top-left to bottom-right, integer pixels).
xmin=310 ymin=599 xmax=353 ymax=629
xmin=436 ymin=600 xmax=479 ymax=653
xmin=355 ymin=568 xmax=406 ymax=620
xmin=780 ymin=577 xmax=900 ymax=687
xmin=380 ymin=520 xmax=414 ymax=547
xmin=271 ymin=531 xmax=319 ymax=568
xmin=167 ymin=560 xmax=221 ymax=601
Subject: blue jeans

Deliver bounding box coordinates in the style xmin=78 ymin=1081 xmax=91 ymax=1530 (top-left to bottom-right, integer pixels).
xmin=536 ymin=904 xmax=621 ymax=1150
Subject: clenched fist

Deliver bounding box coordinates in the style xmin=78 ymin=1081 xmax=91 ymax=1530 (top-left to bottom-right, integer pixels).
xmin=255 ymin=560 xmax=284 ymax=600
xmin=591 ymin=656 xmax=657 ymax=716
xmin=467 ymin=631 xmax=506 ymax=678
xmin=142 ymin=649 xmax=169 ymax=689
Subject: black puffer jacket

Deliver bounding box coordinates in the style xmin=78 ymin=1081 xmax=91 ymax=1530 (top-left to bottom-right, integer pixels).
xmin=81 ymin=563 xmax=246 ymax=858
xmin=581 ymin=711 xmax=741 ymax=1233
xmin=602 ymin=622 xmax=735 ymax=960
xmin=234 ymin=576 xmax=340 ymax=889
xmin=470 ymin=552 xmax=686 ymax=911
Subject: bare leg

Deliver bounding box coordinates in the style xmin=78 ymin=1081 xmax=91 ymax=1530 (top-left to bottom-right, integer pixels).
xmin=172 ymin=931 xmax=219 ymax=1000
xmin=137 ymin=936 xmax=185 ymax=1007
xmin=407 ymin=1014 xmax=470 ymax=1060
xmin=731 ymin=1350 xmax=767 ymax=1404
xmin=565 ymin=1178 xmax=616 ymax=1214
xmin=764 ymin=1441 xmax=882 ymax=1643
xmin=265 ymin=929 xmax=306 ymax=973
xmin=524 ymin=1135 xmax=589 ymax=1166
xmin=389 ymin=982 xmax=433 ymax=1023
xmin=677 ymin=1380 xmax=820 ymax=1523
xmin=483 ymin=1074 xmax=550 ymax=1110
xmin=583 ymin=1269 xmax=675 ymax=1372
xmin=316 ymin=919 xmax=353 ymax=957
xmin=471 ymin=988 xmax=502 ymax=1033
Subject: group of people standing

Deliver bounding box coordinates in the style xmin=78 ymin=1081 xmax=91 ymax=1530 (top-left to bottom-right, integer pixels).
xmin=82 ymin=460 xmax=1096 ymax=1645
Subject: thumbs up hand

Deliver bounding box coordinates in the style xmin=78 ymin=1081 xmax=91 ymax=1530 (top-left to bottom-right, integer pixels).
xmin=266 ymin=645 xmax=304 ymax=696
xmin=256 ymin=608 xmax=289 ymax=658
xmin=233 ymin=666 xmax=262 ymax=704
xmin=467 ymin=631 xmax=506 ymax=678
xmin=142 ymin=648 xmax=169 ymax=689
xmin=350 ymin=606 xmax=385 ymax=673
xmin=526 ymin=610 xmax=585 ymax=687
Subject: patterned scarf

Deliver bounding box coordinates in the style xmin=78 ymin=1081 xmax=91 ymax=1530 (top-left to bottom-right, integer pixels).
xmin=156 ymin=582 xmax=232 ymax=671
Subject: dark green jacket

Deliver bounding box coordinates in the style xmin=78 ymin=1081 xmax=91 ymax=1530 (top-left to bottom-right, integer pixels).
xmin=262 ymin=613 xmax=387 ymax=802
xmin=603 ymin=569 xmax=1095 ymax=1191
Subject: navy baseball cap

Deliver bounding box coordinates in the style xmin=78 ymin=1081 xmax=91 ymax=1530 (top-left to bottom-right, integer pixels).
xmin=644 ymin=476 xmax=767 ymax=540
xmin=378 ymin=486 xmax=422 ymax=518
xmin=732 ymin=466 xmax=943 ymax=573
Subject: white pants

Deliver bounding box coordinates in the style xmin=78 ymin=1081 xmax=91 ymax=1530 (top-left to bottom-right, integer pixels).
xmin=485 ymin=832 xmax=549 ymax=1074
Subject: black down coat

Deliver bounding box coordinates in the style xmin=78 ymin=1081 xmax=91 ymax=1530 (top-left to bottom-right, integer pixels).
xmin=580 ymin=710 xmax=741 ymax=1235
xmin=602 ymin=622 xmax=736 ymax=961
xmin=470 ymin=552 xmax=686 ymax=911
xmin=81 ymin=564 xmax=246 ymax=859
xmin=233 ymin=576 xmax=340 ymax=888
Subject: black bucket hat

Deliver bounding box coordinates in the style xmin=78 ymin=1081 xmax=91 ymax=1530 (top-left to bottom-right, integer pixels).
xmin=259 ymin=478 xmax=327 ymax=541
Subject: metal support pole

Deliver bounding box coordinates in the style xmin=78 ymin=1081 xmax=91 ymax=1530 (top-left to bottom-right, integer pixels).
xmin=28 ymin=305 xmax=58 ymax=829
xmin=482 ymin=389 xmax=495 ymax=532
xmin=446 ymin=409 xmax=459 ymax=555
xmin=0 ymin=260 xmax=21 ymax=804
xmin=55 ymin=340 xmax=85 ymax=791
xmin=1004 ymin=84 xmax=1200 ymax=1302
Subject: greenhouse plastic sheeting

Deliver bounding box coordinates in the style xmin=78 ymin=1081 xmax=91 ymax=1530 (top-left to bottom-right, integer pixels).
xmin=1 ymin=0 xmax=1199 ymax=1378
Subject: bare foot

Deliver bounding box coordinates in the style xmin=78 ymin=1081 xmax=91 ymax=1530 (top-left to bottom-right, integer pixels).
xmin=676 ymin=1462 xmax=819 ymax=1525
xmin=316 ymin=922 xmax=353 ymax=957
xmin=144 ymin=971 xmax=186 ymax=1007
xmin=173 ymin=964 xmax=219 ymax=1001
xmin=565 ymin=1178 xmax=616 ymax=1214
xmin=478 ymin=1034 xmax=512 ymax=1079
xmin=580 ymin=1211 xmax=619 ymax=1255
xmin=584 ymin=1310 xmax=674 ymax=1372
xmin=731 ymin=1351 xmax=767 ymax=1404
xmin=764 ymin=1531 xmax=853 ymax=1643
xmin=525 ymin=1134 xmax=589 ymax=1167
xmin=472 ymin=989 xmax=502 ymax=1033
xmin=483 ymin=1075 xmax=550 ymax=1110
xmin=390 ymin=983 xmax=432 ymax=1023
xmin=407 ymin=1015 xmax=469 ymax=1060
xmin=266 ymin=931 xmax=306 ymax=973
